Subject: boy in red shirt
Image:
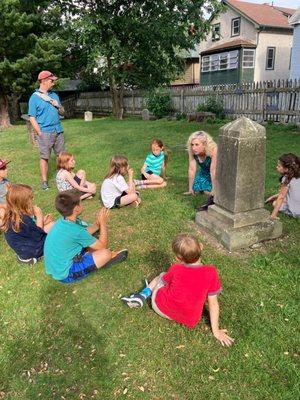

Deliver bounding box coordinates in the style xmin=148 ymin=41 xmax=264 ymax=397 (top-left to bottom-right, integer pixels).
xmin=122 ymin=234 xmax=234 ymax=346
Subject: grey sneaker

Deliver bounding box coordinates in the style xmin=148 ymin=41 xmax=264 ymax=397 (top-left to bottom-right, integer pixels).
xmin=41 ymin=181 xmax=49 ymax=190
xmin=121 ymin=293 xmax=146 ymax=308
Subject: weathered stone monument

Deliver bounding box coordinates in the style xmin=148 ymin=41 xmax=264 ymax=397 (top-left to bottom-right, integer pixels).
xmin=141 ymin=108 xmax=150 ymax=120
xmin=196 ymin=117 xmax=282 ymax=250
xmin=84 ymin=111 xmax=93 ymax=121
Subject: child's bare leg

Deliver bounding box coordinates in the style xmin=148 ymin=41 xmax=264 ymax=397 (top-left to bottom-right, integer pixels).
xmin=120 ymin=192 xmax=139 ymax=207
xmin=85 ymin=181 xmax=97 ymax=194
xmin=92 ymin=248 xmax=112 ymax=268
xmin=76 ymin=169 xmax=87 ymax=186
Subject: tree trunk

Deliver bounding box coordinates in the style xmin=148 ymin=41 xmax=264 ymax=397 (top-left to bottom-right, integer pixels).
xmin=9 ymin=93 xmax=21 ymax=123
xmin=107 ymin=58 xmax=124 ymax=119
xmin=0 ymin=91 xmax=12 ymax=128
xmin=110 ymin=84 xmax=124 ymax=119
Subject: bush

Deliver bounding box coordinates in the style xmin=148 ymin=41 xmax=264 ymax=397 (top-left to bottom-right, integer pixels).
xmin=176 ymin=112 xmax=187 ymax=121
xmin=146 ymin=91 xmax=172 ymax=119
xmin=197 ymin=96 xmax=225 ymax=119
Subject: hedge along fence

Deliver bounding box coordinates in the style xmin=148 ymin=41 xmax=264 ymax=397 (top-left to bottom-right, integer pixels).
xmin=75 ymin=79 xmax=300 ymax=123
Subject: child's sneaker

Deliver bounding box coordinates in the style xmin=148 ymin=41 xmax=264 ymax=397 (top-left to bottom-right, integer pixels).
xmin=17 ymin=255 xmax=38 ymax=265
xmin=41 ymin=181 xmax=50 ymax=191
xmin=103 ymin=249 xmax=128 ymax=268
xmin=121 ymin=293 xmax=146 ymax=308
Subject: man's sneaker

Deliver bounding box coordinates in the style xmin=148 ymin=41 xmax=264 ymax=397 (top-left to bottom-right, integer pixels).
xmin=41 ymin=181 xmax=50 ymax=191
xmin=17 ymin=255 xmax=38 ymax=265
xmin=103 ymin=249 xmax=128 ymax=268
xmin=121 ymin=293 xmax=146 ymax=308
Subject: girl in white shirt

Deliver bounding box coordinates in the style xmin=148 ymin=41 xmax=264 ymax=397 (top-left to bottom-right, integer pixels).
xmin=100 ymin=155 xmax=141 ymax=209
xmin=266 ymin=153 xmax=300 ymax=219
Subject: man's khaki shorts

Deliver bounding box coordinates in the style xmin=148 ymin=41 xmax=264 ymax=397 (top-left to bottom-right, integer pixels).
xmin=37 ymin=132 xmax=65 ymax=160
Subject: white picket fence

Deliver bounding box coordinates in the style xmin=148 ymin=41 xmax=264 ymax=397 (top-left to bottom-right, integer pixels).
xmin=75 ymin=79 xmax=300 ymax=123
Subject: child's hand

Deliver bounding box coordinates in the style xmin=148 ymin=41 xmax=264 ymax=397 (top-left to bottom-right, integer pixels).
xmin=97 ymin=207 xmax=109 ymax=226
xmin=33 ymin=205 xmax=43 ymax=218
xmin=44 ymin=214 xmax=54 ymax=225
xmin=128 ymin=168 xmax=134 ymax=177
xmin=265 ymin=195 xmax=277 ymax=204
xmin=183 ymin=190 xmax=194 ymax=195
xmin=213 ymin=329 xmax=235 ymax=347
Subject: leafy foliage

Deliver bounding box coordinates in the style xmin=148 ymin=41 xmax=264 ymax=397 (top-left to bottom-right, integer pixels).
xmin=58 ymin=0 xmax=222 ymax=117
xmin=197 ymin=96 xmax=225 ymax=119
xmin=146 ymin=91 xmax=172 ymax=119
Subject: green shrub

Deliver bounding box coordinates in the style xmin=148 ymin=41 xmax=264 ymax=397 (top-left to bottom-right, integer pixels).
xmin=197 ymin=96 xmax=225 ymax=119
xmin=146 ymin=91 xmax=172 ymax=119
xmin=176 ymin=112 xmax=187 ymax=121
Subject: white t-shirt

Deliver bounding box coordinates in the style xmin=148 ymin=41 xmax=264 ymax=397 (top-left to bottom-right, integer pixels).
xmin=100 ymin=174 xmax=129 ymax=208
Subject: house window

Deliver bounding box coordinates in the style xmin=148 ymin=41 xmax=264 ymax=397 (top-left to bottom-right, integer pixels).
xmin=243 ymin=49 xmax=255 ymax=68
xmin=266 ymin=47 xmax=276 ymax=70
xmin=231 ymin=18 xmax=241 ymax=36
xmin=212 ymin=23 xmax=220 ymax=41
xmin=201 ymin=50 xmax=239 ymax=72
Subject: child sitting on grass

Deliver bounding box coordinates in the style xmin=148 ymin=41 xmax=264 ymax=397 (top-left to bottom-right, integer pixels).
xmin=1 ymin=184 xmax=54 ymax=265
xmin=56 ymin=152 xmax=96 ymax=200
xmin=122 ymin=233 xmax=234 ymax=347
xmin=44 ymin=190 xmax=128 ymax=283
xmin=266 ymin=153 xmax=300 ymax=219
xmin=134 ymin=139 xmax=167 ymax=189
xmin=0 ymin=159 xmax=10 ymax=225
xmin=100 ymin=155 xmax=141 ymax=209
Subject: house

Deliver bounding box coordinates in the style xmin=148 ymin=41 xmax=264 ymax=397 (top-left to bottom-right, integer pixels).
xmin=199 ymin=0 xmax=296 ymax=86
xmin=289 ymin=8 xmax=300 ymax=80
xmin=172 ymin=47 xmax=200 ymax=86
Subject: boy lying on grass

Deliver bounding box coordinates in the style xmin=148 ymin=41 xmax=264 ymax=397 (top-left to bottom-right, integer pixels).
xmin=44 ymin=190 xmax=128 ymax=283
xmin=122 ymin=233 xmax=234 ymax=347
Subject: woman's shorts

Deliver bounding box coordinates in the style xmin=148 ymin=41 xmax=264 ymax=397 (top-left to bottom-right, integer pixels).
xmin=60 ymin=251 xmax=97 ymax=283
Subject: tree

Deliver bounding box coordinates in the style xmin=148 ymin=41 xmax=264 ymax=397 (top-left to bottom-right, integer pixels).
xmin=0 ymin=0 xmax=66 ymax=128
xmin=60 ymin=0 xmax=222 ymax=119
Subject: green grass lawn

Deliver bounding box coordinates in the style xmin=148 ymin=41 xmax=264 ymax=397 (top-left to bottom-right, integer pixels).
xmin=0 ymin=117 xmax=299 ymax=400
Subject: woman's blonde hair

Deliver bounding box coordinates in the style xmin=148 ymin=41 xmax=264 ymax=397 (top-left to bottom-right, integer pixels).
xmin=1 ymin=184 xmax=34 ymax=232
xmin=172 ymin=233 xmax=202 ymax=264
xmin=186 ymin=131 xmax=217 ymax=158
xmin=57 ymin=152 xmax=73 ymax=171
xmin=106 ymin=155 xmax=129 ymax=178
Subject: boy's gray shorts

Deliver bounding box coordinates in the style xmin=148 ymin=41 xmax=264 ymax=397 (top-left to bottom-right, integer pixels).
xmin=37 ymin=132 xmax=65 ymax=160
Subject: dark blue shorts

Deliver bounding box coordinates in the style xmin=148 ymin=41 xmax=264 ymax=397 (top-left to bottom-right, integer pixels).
xmin=60 ymin=251 xmax=97 ymax=283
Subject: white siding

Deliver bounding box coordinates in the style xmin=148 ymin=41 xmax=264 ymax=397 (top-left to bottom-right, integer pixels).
xmin=290 ymin=24 xmax=300 ymax=80
xmin=254 ymin=32 xmax=293 ymax=81
xmin=199 ymin=9 xmax=257 ymax=54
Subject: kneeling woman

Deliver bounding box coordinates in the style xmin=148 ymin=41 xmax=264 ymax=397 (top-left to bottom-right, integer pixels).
xmin=185 ymin=131 xmax=217 ymax=209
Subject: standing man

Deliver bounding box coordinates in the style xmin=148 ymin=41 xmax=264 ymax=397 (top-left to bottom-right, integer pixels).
xmin=28 ymin=71 xmax=65 ymax=190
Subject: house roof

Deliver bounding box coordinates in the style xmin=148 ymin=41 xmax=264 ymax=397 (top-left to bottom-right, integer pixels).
xmin=289 ymin=8 xmax=300 ymax=26
xmin=201 ymin=39 xmax=256 ymax=55
xmin=224 ymin=0 xmax=295 ymax=29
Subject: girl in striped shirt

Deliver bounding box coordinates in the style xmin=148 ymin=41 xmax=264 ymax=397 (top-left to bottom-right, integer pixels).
xmin=134 ymin=139 xmax=167 ymax=189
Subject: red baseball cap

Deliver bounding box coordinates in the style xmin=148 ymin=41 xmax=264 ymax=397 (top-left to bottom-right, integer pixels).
xmin=38 ymin=71 xmax=58 ymax=81
xmin=0 ymin=159 xmax=10 ymax=170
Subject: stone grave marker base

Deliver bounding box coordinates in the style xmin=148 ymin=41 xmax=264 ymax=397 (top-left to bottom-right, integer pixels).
xmin=196 ymin=205 xmax=282 ymax=251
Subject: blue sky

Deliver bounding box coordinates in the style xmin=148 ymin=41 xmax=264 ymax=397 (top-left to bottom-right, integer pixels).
xmin=248 ymin=0 xmax=299 ymax=8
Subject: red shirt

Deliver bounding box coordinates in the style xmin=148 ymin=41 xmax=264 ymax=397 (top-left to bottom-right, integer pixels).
xmin=155 ymin=263 xmax=222 ymax=329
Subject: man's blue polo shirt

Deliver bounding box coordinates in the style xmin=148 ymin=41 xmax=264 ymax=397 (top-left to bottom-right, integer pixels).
xmin=28 ymin=90 xmax=63 ymax=134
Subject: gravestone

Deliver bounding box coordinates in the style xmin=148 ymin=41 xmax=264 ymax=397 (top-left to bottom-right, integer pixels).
xmin=84 ymin=111 xmax=93 ymax=121
xmin=196 ymin=117 xmax=282 ymax=250
xmin=141 ymin=109 xmax=150 ymax=120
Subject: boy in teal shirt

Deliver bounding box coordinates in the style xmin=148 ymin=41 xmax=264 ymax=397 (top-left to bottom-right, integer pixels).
xmin=45 ymin=190 xmax=127 ymax=283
